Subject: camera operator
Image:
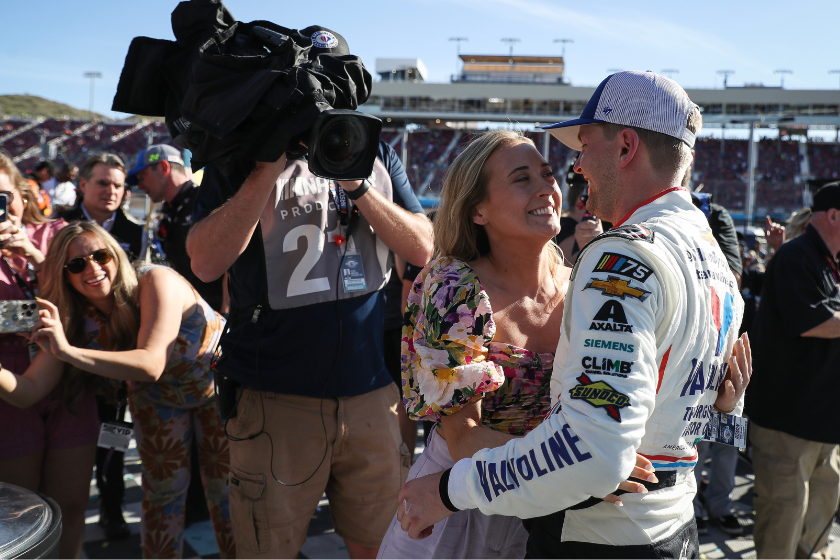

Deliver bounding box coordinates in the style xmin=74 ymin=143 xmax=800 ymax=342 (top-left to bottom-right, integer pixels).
xmin=187 ymin=138 xmax=433 ymax=558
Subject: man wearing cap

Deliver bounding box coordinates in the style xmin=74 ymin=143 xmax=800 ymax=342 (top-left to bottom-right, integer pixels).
xmin=746 ymin=183 xmax=840 ymax=559
xmin=129 ymin=144 xmax=223 ymax=311
xmin=397 ymin=71 xmax=750 ymax=558
xmin=61 ymin=152 xmax=146 ymax=261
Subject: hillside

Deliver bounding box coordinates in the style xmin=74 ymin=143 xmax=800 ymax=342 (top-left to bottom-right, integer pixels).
xmin=0 ymin=94 xmax=108 ymax=120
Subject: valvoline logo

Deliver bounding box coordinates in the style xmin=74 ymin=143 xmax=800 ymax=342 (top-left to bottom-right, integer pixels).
xmin=711 ymin=286 xmax=734 ymax=357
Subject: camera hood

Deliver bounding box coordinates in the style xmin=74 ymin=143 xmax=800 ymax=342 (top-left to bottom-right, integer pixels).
xmin=112 ymin=0 xmax=373 ymax=174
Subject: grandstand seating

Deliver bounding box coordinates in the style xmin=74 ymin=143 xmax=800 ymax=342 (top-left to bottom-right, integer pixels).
xmin=1 ymin=118 xmax=172 ymax=172
xmin=809 ymin=142 xmax=840 ymax=180
xmin=2 ymin=117 xmax=838 ymax=217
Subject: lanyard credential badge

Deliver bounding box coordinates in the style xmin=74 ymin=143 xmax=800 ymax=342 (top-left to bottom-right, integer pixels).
xmin=97 ymin=420 xmax=134 ymax=452
xmin=703 ymin=412 xmax=747 ymax=448
xmin=339 ymin=246 xmax=367 ymax=293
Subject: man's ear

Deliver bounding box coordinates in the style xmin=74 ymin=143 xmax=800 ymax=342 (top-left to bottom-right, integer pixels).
xmin=617 ymin=128 xmax=641 ymax=169
xmin=77 ymin=178 xmax=88 ymax=196
xmin=471 ymin=205 xmax=488 ymax=226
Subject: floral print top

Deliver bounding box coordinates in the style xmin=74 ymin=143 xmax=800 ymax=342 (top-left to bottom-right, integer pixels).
xmin=402 ymin=256 xmax=554 ymax=435
xmin=84 ymin=266 xmax=226 ymax=408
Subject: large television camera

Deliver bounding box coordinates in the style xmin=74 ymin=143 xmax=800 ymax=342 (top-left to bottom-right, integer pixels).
xmin=112 ymin=0 xmax=381 ymax=181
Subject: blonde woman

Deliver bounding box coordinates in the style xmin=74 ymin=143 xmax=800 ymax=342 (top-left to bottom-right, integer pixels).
xmin=0 ymin=222 xmax=234 ymax=559
xmin=378 ymin=131 xmax=655 ymax=558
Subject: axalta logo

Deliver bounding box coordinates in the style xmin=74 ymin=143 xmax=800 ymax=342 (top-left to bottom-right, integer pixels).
xmin=569 ymin=373 xmax=630 ymax=422
xmin=584 ymin=276 xmax=650 ymax=301
xmin=581 ymin=356 xmax=634 ymax=376
xmin=589 ymin=300 xmax=633 ymax=333
xmin=583 ymin=339 xmax=634 ymax=353
xmin=311 ymin=31 xmax=339 ymax=49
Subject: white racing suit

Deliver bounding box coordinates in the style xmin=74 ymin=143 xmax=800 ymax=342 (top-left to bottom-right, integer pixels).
xmin=447 ymin=188 xmax=744 ymax=556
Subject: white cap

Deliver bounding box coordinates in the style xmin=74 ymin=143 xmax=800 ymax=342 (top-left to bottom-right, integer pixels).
xmin=543 ymin=70 xmax=698 ymax=151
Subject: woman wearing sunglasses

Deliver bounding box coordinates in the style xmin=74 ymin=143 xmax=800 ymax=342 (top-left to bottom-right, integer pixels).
xmin=0 ymin=221 xmax=234 ymax=559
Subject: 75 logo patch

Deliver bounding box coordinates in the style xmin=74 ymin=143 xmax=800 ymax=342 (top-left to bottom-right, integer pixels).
xmin=593 ymin=252 xmax=653 ymax=282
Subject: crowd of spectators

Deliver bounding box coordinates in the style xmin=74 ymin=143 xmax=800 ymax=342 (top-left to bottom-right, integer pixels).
xmin=810 ymin=141 xmax=840 ymax=180
xmin=0 ymin=118 xmax=172 ymax=178
xmin=4 ymin=118 xmax=838 ymax=218
xmin=0 ymin=102 xmax=838 ymax=559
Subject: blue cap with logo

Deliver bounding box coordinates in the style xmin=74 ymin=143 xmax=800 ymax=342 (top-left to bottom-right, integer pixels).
xmin=126 ymin=144 xmax=185 ymax=186
xmin=543 ymin=70 xmax=699 ymax=151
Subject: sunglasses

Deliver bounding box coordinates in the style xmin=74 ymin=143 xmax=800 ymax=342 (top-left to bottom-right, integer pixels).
xmin=64 ymin=249 xmax=113 ymax=274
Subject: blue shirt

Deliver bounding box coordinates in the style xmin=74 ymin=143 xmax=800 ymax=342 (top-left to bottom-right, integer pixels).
xmin=193 ymin=142 xmax=422 ymax=397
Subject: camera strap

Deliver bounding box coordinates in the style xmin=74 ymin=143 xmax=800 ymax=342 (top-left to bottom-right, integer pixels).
xmin=3 ymin=257 xmax=37 ymax=299
xmin=328 ymin=182 xmax=355 ymax=243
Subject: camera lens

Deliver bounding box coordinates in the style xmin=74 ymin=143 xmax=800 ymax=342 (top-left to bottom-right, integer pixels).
xmin=318 ymin=117 xmax=368 ymax=174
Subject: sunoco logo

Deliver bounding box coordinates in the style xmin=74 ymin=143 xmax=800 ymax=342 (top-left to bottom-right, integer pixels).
xmin=569 ymin=373 xmax=630 ymax=422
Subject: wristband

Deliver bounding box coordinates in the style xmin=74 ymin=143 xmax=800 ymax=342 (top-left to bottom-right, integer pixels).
xmin=439 ymin=468 xmax=460 ymax=512
xmin=343 ymin=180 xmax=370 ymax=200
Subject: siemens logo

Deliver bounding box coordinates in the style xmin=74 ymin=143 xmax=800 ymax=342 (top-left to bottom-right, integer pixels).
xmin=583 ymin=339 xmax=634 ymax=353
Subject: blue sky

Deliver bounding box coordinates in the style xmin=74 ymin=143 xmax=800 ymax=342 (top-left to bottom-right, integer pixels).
xmin=3 ymin=0 xmax=839 ymax=120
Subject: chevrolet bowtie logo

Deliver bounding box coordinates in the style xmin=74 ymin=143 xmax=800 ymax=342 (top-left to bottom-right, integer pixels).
xmin=584 ymin=276 xmax=650 ymax=301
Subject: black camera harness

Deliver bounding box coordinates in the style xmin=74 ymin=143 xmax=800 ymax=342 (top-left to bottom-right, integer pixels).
xmin=220 ymin=184 xmax=361 ymax=487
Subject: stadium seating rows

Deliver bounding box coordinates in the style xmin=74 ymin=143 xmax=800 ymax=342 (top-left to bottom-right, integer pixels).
xmin=2 ymin=119 xmax=838 ymax=215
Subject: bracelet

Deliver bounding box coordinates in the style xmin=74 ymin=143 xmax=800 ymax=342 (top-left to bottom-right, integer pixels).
xmin=343 ymin=180 xmax=370 ymax=200
xmin=439 ymin=468 xmax=460 ymax=512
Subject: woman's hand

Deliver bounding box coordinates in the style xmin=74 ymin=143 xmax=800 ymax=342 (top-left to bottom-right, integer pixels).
xmin=714 ymin=333 xmax=752 ymax=414
xmin=602 ymin=454 xmax=657 ymax=506
xmin=0 ymin=221 xmax=43 ymax=267
xmin=30 ymin=299 xmax=74 ymax=361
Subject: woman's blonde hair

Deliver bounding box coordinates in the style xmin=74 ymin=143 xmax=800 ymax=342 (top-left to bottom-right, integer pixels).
xmin=434 ymin=129 xmax=562 ymax=268
xmin=40 ymin=221 xmax=139 ymax=410
xmin=785 ymin=207 xmax=812 ymax=242
xmin=0 ymin=152 xmax=48 ymax=224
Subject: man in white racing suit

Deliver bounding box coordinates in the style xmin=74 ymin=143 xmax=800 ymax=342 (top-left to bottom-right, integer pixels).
xmin=397 ymin=71 xmax=750 ymax=558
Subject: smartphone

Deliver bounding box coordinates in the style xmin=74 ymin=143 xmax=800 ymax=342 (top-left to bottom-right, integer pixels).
xmin=0 ymin=192 xmax=8 ymax=223
xmin=0 ymin=300 xmax=39 ymax=333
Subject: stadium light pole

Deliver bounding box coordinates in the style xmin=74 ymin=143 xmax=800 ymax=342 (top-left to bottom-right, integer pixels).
xmin=829 ymin=69 xmax=840 ymax=89
xmin=554 ymin=39 xmax=573 ymax=59
xmin=500 ymin=38 xmax=520 ymax=58
xmin=83 ymin=72 xmax=102 ymax=122
xmin=774 ymin=69 xmax=792 ymax=88
xmin=449 ymin=37 xmax=468 ymax=79
xmin=717 ymin=69 xmax=734 ymax=89
xmin=662 ymin=69 xmax=679 ymax=80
